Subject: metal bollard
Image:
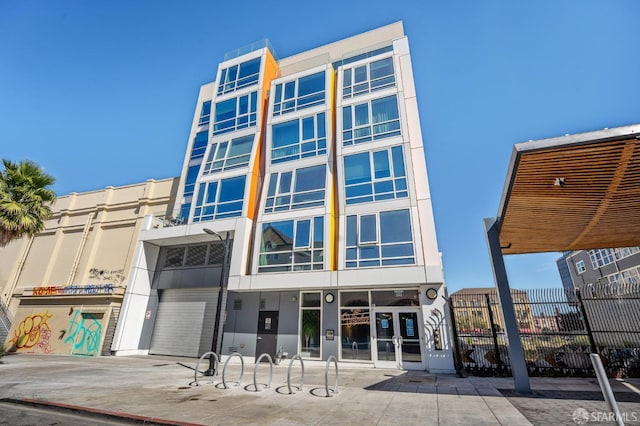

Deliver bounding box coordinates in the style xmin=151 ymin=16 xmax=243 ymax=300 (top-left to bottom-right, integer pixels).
xmin=590 ymin=354 xmax=624 ymax=426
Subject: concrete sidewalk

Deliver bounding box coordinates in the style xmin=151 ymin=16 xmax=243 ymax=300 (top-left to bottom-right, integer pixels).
xmin=0 ymin=354 xmax=637 ymax=425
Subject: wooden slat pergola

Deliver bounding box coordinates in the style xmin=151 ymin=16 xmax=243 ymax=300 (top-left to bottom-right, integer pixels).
xmin=485 ymin=124 xmax=640 ymax=394
xmin=497 ymin=125 xmax=640 ymax=255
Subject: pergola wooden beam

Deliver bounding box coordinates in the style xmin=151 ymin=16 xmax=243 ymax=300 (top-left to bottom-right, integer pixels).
xmin=496 ymin=125 xmax=640 ymax=254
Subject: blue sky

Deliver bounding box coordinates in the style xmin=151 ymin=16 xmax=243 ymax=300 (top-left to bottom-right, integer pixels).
xmin=1 ymin=1 xmax=639 ymax=292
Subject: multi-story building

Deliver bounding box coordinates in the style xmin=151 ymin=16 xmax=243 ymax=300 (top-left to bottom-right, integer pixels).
xmin=112 ymin=22 xmax=453 ymax=372
xmin=557 ymin=248 xmax=640 ymax=295
xmin=1 ymin=178 xmax=178 ymax=354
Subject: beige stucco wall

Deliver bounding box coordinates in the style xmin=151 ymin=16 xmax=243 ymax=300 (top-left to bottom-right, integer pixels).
xmin=1 ymin=178 xmax=179 ymax=316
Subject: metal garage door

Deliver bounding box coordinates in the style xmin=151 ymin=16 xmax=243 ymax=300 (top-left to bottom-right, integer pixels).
xmin=149 ymin=288 xmax=218 ymax=357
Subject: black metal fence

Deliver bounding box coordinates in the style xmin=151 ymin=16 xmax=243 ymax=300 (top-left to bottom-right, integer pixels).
xmin=449 ymin=283 xmax=640 ymax=378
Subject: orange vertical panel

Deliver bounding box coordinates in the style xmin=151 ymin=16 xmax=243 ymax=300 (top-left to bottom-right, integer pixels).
xmin=246 ymin=50 xmax=279 ymax=221
xmin=329 ymin=67 xmax=338 ymax=271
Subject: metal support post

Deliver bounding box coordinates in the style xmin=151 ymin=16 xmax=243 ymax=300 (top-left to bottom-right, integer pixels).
xmin=483 ymin=217 xmax=531 ymax=394
xmin=205 ymin=231 xmax=231 ymax=376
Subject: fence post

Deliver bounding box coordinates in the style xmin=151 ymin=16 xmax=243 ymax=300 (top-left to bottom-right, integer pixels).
xmin=575 ymin=289 xmax=598 ymax=354
xmin=485 ymin=293 xmax=503 ymax=371
xmin=446 ymin=297 xmax=465 ymax=378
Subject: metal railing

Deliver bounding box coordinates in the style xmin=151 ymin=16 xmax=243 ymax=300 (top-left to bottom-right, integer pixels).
xmin=450 ymin=283 xmax=640 ymax=378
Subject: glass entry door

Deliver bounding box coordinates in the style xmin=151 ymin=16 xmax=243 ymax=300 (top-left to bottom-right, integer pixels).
xmin=373 ymin=309 xmax=424 ymax=369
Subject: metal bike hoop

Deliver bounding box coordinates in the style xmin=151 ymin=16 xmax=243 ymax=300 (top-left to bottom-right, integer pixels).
xmin=222 ymin=352 xmax=244 ymax=389
xmin=286 ymin=354 xmax=305 ymax=394
xmin=195 ymin=351 xmax=219 ymax=386
xmin=324 ymin=355 xmax=339 ymax=397
xmin=253 ymin=353 xmax=273 ymax=391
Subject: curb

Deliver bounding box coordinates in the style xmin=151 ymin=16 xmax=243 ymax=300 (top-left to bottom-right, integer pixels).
xmin=0 ymin=398 xmax=205 ymax=426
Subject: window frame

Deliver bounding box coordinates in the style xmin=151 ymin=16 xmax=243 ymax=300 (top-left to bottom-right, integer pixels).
xmin=343 ymin=145 xmax=408 ymax=204
xmin=258 ymin=216 xmax=324 ymax=273
xmin=271 ymin=112 xmax=327 ymax=164
xmin=342 ymin=94 xmax=401 ymax=146
xmin=192 ymin=175 xmax=246 ymax=222
xmin=299 ymin=291 xmax=322 ymax=359
xmin=273 ymin=71 xmax=326 ymax=117
xmin=342 ymin=55 xmax=396 ymax=99
xmin=202 ymin=134 xmax=254 ymax=175
xmin=345 ymin=209 xmax=415 ymax=269
xmin=217 ymin=57 xmax=262 ymax=95
xmin=198 ymin=101 xmax=212 ymax=126
xmin=212 ymin=91 xmax=258 ymax=136
xmin=264 ymin=164 xmax=327 ymax=213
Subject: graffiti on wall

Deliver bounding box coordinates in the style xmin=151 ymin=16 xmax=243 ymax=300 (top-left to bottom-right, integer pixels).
xmin=63 ymin=309 xmax=103 ymax=355
xmin=32 ymin=284 xmax=115 ymax=296
xmin=89 ymin=268 xmax=125 ymax=283
xmin=7 ymin=311 xmax=53 ymax=353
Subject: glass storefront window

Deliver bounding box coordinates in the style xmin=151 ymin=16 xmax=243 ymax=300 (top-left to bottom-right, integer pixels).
xmin=340 ymin=308 xmax=371 ymax=360
xmin=340 ymin=291 xmax=369 ymax=307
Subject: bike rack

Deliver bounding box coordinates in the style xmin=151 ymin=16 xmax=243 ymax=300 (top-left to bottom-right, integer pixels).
xmin=194 ymin=351 xmax=219 ymax=386
xmin=253 ymin=353 xmax=273 ymax=391
xmin=286 ymin=354 xmax=305 ymax=394
xmin=222 ymin=352 xmax=244 ymax=389
xmin=324 ymin=355 xmax=339 ymax=397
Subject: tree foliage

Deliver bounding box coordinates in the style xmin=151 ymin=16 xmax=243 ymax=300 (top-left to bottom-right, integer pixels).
xmin=0 ymin=159 xmax=56 ymax=247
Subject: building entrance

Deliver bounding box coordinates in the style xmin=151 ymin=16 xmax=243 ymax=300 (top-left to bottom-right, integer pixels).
xmin=372 ymin=308 xmax=424 ymax=369
xmin=255 ymin=311 xmax=279 ymax=360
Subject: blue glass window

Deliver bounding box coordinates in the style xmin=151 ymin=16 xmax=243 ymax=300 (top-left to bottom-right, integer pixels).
xmin=183 ymin=165 xmax=200 ymax=196
xmin=198 ymin=101 xmax=212 ymax=126
xmin=202 ymin=135 xmax=254 ymax=175
xmin=342 ymin=95 xmax=400 ymax=146
xmin=343 ymin=145 xmax=407 ymax=204
xmin=190 ymin=131 xmax=208 ymax=160
xmin=192 ymin=176 xmax=246 ymax=222
xmin=273 ymin=71 xmax=325 ymax=116
xmin=265 ymin=165 xmax=326 ymax=213
xmin=271 ymin=112 xmax=326 ymax=163
xmin=217 ymin=57 xmax=261 ymax=95
xmin=343 ymin=57 xmax=395 ymax=99
xmin=259 ymin=216 xmax=324 ymax=272
xmin=345 ymin=209 xmax=414 ymax=268
xmin=213 ymin=92 xmax=258 ymax=135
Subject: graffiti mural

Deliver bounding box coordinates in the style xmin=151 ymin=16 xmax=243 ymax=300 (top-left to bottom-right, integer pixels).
xmin=8 ymin=311 xmax=53 ymax=353
xmin=64 ymin=309 xmax=103 ymax=355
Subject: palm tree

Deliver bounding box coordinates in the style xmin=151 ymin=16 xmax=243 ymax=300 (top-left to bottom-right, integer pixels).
xmin=0 ymin=159 xmax=56 ymax=247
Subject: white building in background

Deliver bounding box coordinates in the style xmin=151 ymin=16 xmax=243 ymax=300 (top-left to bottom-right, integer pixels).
xmin=112 ymin=22 xmax=453 ymax=372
